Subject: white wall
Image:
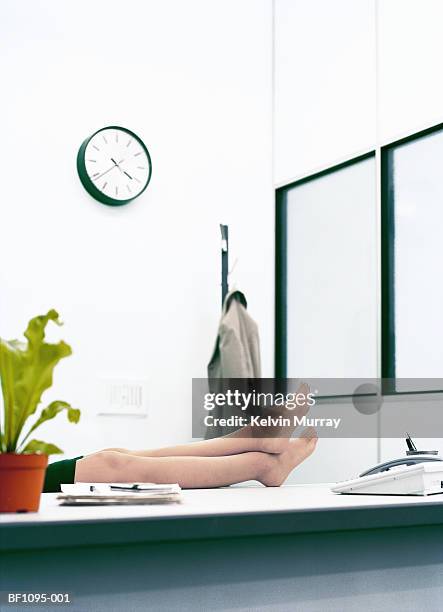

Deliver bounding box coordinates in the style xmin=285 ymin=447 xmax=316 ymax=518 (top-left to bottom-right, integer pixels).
xmin=378 ymin=0 xmax=443 ymax=142
xmin=274 ymin=0 xmax=376 ymax=185
xmin=0 ymin=0 xmax=273 ymax=457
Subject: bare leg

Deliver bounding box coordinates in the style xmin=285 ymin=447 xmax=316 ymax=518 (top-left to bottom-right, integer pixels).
xmin=103 ymin=426 xmax=287 ymax=458
xmin=76 ymin=450 xmax=270 ymax=488
xmin=101 ymin=384 xmax=312 ymax=459
xmin=75 ymin=429 xmax=318 ymax=488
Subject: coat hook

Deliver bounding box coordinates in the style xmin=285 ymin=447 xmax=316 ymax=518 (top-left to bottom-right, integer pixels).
xmin=220 ymin=224 xmax=229 ymax=306
xmin=220 ymin=224 xmax=228 ymax=252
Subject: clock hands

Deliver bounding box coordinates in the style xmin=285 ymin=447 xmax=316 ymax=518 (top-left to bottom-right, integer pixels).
xmin=111 ymin=158 xmax=125 ymax=169
xmin=93 ymin=164 xmax=118 ymax=181
xmin=91 ymin=154 xmax=136 ymax=192
xmin=111 ymin=157 xmax=133 ymax=180
xmin=92 ymin=158 xmax=126 ymax=182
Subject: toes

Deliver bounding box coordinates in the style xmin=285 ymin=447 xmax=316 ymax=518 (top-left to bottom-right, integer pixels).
xmin=307 ymin=437 xmax=318 ymax=452
xmin=295 ymin=428 xmax=318 ymax=457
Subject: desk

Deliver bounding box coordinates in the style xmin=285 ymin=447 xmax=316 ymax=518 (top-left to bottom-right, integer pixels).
xmin=1 ymin=485 xmax=443 ymax=611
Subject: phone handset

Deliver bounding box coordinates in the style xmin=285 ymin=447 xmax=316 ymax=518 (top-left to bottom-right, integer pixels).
xmin=359 ymin=434 xmax=442 ymax=477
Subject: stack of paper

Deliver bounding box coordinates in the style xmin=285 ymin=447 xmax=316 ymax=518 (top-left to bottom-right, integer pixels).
xmin=57 ymin=483 xmax=182 ymax=505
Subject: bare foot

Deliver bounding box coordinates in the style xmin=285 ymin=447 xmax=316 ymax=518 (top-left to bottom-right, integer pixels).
xmin=230 ymin=383 xmax=312 ymax=454
xmin=253 ymin=382 xmax=312 ymax=445
xmin=259 ymin=428 xmax=318 ymax=486
xmin=258 ymin=436 xmax=291 ymax=455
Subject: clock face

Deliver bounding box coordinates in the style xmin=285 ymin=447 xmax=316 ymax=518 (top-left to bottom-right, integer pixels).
xmin=77 ymin=126 xmax=152 ymax=206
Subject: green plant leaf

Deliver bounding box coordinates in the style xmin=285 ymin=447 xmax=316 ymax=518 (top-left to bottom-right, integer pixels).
xmin=18 ymin=400 xmax=80 ymax=451
xmin=22 ymin=439 xmax=63 ymax=455
xmin=11 ymin=311 xmax=72 ymax=449
xmin=0 ymin=338 xmax=27 ymax=451
xmin=0 ymin=310 xmax=79 ymax=453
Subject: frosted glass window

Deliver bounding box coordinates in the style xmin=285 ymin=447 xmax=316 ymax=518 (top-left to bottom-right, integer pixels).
xmin=391 ymin=128 xmax=443 ymax=380
xmin=283 ymin=156 xmax=377 ymax=378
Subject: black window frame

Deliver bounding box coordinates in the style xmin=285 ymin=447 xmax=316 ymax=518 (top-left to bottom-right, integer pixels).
xmin=381 ymin=122 xmax=443 ymax=390
xmin=275 ymin=122 xmax=443 ymax=394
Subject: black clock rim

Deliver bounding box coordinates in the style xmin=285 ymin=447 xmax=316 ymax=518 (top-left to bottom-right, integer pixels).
xmin=77 ymin=125 xmax=152 ymax=207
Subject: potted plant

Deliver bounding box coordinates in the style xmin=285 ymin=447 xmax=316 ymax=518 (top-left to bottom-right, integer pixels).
xmin=0 ymin=310 xmax=80 ymax=512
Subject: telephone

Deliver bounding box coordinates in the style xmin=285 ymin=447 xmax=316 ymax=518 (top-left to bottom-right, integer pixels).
xmin=332 ymin=435 xmax=443 ymax=496
xmin=359 ymin=433 xmax=442 ymax=476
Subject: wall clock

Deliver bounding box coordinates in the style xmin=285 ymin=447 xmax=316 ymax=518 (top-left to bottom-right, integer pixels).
xmin=77 ymin=126 xmax=152 ymax=206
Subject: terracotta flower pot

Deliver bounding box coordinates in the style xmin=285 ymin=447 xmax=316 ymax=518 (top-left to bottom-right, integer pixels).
xmin=0 ymin=453 xmax=48 ymax=513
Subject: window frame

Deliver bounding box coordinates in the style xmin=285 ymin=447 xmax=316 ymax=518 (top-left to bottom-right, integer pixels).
xmin=381 ymin=122 xmax=443 ymax=391
xmin=275 ymin=121 xmax=443 ymax=395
